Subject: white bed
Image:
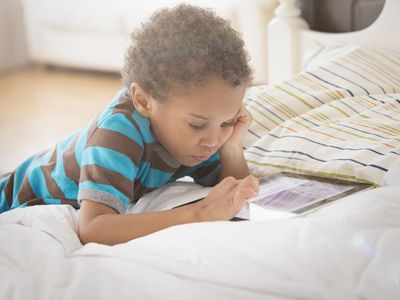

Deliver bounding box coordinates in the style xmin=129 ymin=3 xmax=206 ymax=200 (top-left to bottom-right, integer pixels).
xmin=1 ymin=1 xmax=400 ymax=299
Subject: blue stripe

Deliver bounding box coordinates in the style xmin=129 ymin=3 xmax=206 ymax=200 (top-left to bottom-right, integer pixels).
xmin=138 ymin=162 xmax=173 ymax=188
xmin=28 ymin=166 xmax=50 ymax=200
xmin=298 ymin=115 xmax=319 ymax=127
xmin=75 ymin=124 xmax=90 ymax=167
xmin=306 ymin=71 xmax=354 ymax=97
xmin=352 ymin=52 xmax=400 ymax=86
xmin=262 ymin=132 xmax=385 ymax=156
xmin=132 ymin=111 xmax=155 ymax=143
xmin=256 ymin=100 xmax=287 ymax=122
xmin=12 ymin=150 xmax=53 ymax=207
xmin=253 ymin=147 xmax=326 ymax=162
xmin=0 ymin=192 xmax=9 ymax=212
xmin=320 ymin=66 xmax=370 ymax=96
xmin=284 ymin=81 xmax=325 ymax=105
xmin=385 ymin=95 xmax=400 ymax=105
xmin=332 ymin=61 xmax=386 ymax=94
xmin=332 ymin=122 xmax=392 ymax=140
xmin=246 ymin=150 xmax=304 ymax=161
xmin=0 ymin=176 xmax=10 ymax=212
xmin=52 ymin=134 xmax=79 ymax=199
xmin=82 ymin=146 xmax=138 ymax=180
xmin=248 ymin=128 xmax=261 ymax=139
xmin=12 ymin=155 xmax=39 ymax=200
xmin=98 ymin=114 xmax=143 ymax=146
xmin=367 ymin=95 xmax=386 ymax=104
xmin=369 ymin=109 xmax=400 ymax=121
xmin=247 ymin=97 xmax=286 ymax=123
xmin=341 ymin=100 xmax=360 ymax=114
xmin=251 ymin=146 xmax=387 ymax=172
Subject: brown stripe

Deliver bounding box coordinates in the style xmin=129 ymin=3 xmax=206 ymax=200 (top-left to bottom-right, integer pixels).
xmin=141 ymin=143 xmax=178 ymax=173
xmin=25 ymin=198 xmax=46 ymax=206
xmin=86 ymin=128 xmax=143 ymax=168
xmin=63 ymin=136 xmax=80 ymax=185
xmin=190 ymin=160 xmax=220 ymax=179
xmin=26 ymin=198 xmax=79 ymax=209
xmin=17 ymin=176 xmax=36 ymax=205
xmin=79 ymin=164 xmax=134 ymax=200
xmin=127 ymin=113 xmax=144 ymax=139
xmin=86 ymin=116 xmax=100 ymax=140
xmin=112 ymin=94 xmax=135 ymax=115
xmin=3 ymin=172 xmax=15 ymax=208
xmin=60 ymin=199 xmax=80 ymax=209
xmin=119 ymin=108 xmax=175 ymax=172
xmin=133 ymin=181 xmax=155 ymax=203
xmin=40 ymin=147 xmax=67 ymax=199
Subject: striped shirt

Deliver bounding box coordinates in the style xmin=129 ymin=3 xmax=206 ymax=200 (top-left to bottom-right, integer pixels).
xmin=0 ymin=89 xmax=221 ymax=213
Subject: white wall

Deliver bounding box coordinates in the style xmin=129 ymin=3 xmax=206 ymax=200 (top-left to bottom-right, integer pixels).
xmin=0 ymin=0 xmax=29 ymax=71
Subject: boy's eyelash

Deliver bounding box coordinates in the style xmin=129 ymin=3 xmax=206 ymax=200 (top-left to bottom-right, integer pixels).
xmin=189 ymin=120 xmax=235 ymax=130
xmin=189 ymin=123 xmax=206 ymax=130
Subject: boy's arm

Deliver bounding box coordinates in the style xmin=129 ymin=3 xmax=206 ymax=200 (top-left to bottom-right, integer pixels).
xmin=78 ymin=199 xmax=201 ymax=245
xmin=218 ymin=145 xmax=249 ymax=180
xmin=218 ymin=104 xmax=252 ymax=181
xmin=78 ymin=175 xmax=258 ymax=245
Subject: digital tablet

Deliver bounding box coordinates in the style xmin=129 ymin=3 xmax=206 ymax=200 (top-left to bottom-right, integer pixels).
xmin=249 ymin=172 xmax=374 ymax=214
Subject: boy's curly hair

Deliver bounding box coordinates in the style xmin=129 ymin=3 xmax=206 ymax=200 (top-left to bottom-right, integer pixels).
xmin=122 ymin=4 xmax=252 ymax=100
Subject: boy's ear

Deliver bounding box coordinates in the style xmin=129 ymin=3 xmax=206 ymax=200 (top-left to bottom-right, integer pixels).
xmin=130 ymin=83 xmax=152 ymax=117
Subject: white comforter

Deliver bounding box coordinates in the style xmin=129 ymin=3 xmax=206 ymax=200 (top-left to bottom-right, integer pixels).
xmin=1 ymin=185 xmax=399 ymax=300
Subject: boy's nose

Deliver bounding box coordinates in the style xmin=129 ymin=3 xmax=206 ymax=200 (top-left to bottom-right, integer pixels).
xmin=200 ymin=130 xmax=220 ymax=148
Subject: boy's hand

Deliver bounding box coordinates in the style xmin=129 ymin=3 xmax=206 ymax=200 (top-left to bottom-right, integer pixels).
xmin=220 ymin=104 xmax=253 ymax=151
xmin=194 ymin=175 xmax=259 ymax=221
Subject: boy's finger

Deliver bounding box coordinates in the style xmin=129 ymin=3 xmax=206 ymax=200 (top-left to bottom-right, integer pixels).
xmin=235 ymin=187 xmax=258 ymax=202
xmin=239 ymin=175 xmax=259 ymax=192
xmin=216 ymin=176 xmax=238 ymax=192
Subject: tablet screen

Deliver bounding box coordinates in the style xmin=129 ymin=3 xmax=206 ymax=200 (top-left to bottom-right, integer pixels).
xmin=250 ymin=173 xmax=374 ymax=214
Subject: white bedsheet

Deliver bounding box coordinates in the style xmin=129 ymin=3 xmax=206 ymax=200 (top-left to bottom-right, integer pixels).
xmin=1 ymin=185 xmax=399 ymax=300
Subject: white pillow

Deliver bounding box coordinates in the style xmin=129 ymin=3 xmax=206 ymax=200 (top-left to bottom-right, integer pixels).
xmin=383 ymin=159 xmax=400 ymax=186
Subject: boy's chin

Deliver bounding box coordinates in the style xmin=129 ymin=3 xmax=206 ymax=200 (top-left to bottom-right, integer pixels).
xmin=178 ymin=156 xmax=205 ymax=167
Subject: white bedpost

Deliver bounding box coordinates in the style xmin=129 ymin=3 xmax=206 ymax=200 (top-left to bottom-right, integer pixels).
xmin=267 ymin=0 xmax=309 ymax=85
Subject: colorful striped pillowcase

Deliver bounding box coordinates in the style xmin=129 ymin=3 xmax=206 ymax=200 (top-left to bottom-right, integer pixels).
xmin=243 ymin=46 xmax=400 ymax=185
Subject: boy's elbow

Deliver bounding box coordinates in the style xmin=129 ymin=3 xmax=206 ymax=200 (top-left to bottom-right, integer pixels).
xmin=78 ymin=223 xmax=97 ymax=245
xmin=78 ymin=199 xmax=119 ymax=245
xmin=78 ymin=217 xmax=110 ymax=245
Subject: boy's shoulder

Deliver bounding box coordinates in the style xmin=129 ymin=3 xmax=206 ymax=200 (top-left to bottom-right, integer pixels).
xmin=92 ymin=89 xmax=156 ymax=145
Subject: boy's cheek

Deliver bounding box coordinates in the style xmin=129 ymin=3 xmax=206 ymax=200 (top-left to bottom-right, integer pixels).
xmin=220 ymin=128 xmax=235 ymax=145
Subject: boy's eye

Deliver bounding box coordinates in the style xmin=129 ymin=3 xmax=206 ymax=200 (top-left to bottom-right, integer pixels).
xmin=189 ymin=123 xmax=206 ymax=130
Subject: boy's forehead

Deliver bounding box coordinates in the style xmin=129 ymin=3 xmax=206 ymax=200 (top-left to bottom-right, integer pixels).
xmin=168 ymin=96 xmax=242 ymax=120
xmin=189 ymin=108 xmax=241 ymax=120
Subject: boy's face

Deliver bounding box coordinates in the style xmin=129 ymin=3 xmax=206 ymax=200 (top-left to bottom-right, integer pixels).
xmin=145 ymin=78 xmax=246 ymax=167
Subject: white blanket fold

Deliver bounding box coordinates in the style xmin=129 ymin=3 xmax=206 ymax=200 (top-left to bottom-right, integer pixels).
xmin=1 ymin=186 xmax=398 ymax=299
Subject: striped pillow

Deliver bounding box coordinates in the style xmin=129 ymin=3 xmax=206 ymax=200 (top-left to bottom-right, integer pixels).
xmin=243 ymin=46 xmax=400 ymax=185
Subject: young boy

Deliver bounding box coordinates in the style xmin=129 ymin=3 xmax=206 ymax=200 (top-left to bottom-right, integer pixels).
xmin=0 ymin=4 xmax=259 ymax=245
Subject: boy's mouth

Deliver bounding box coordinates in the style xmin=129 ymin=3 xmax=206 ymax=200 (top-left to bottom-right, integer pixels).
xmin=192 ymin=154 xmax=212 ymax=162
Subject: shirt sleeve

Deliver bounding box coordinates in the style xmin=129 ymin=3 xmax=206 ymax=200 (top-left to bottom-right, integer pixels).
xmin=77 ymin=114 xmax=143 ymax=213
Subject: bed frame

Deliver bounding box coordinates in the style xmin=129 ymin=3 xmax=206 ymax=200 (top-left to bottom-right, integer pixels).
xmin=267 ymin=0 xmax=400 ymax=84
